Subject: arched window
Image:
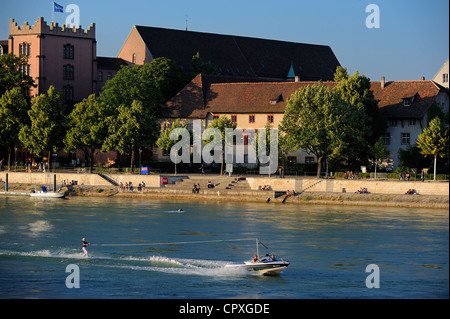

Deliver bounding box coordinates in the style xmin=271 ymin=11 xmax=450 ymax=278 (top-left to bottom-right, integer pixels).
xmin=132 ymin=53 xmax=136 ymax=64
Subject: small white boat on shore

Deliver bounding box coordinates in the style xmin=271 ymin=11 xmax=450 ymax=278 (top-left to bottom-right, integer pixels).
xmin=30 ymin=186 xmax=66 ymax=198
xmin=225 ymin=239 xmax=289 ymax=275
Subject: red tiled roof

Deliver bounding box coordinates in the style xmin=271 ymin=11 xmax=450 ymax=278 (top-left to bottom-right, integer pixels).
xmin=370 ymin=80 xmax=447 ymax=118
xmin=163 ymin=75 xmax=448 ymax=119
xmin=204 ymin=81 xmax=338 ymax=114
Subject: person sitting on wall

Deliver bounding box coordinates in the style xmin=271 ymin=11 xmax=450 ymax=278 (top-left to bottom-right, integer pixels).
xmin=207 ymin=181 xmax=215 ymax=188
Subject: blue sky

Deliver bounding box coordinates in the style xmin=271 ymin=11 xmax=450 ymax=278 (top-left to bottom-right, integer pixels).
xmin=1 ymin=0 xmax=448 ymax=81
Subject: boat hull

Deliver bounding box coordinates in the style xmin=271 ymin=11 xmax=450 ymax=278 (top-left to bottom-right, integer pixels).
xmin=225 ymin=261 xmax=289 ymax=275
xmin=30 ymin=192 xmax=66 ymax=198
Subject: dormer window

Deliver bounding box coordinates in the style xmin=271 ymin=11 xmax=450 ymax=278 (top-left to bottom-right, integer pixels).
xmin=403 ymin=93 xmax=417 ymax=106
xmin=403 ymin=98 xmax=412 ymax=106
xmin=269 ymin=94 xmax=283 ymax=105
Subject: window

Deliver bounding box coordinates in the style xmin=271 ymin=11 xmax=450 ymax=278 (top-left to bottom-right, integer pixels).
xmin=231 ymin=115 xmax=237 ymax=124
xmin=63 ymin=65 xmax=74 ymax=80
xmin=382 ymin=132 xmax=391 ymax=145
xmin=305 ymin=156 xmax=315 ymax=163
xmin=107 ymin=72 xmax=112 ymax=80
xmin=443 ymin=73 xmax=449 ymax=83
xmin=162 ymin=149 xmax=170 ymax=156
xmin=243 ymin=134 xmax=249 ymax=146
xmin=132 ymin=53 xmax=136 ymax=64
xmin=249 ymin=115 xmax=255 ymax=123
xmin=287 ymin=156 xmax=297 ymax=169
xmin=19 ymin=42 xmax=31 ymax=57
xmin=98 ymin=71 xmax=103 ymax=82
xmin=403 ymin=98 xmax=412 ymax=106
xmin=401 ymin=133 xmax=410 ymax=145
xmin=213 ymin=115 xmax=220 ymax=120
xmin=267 ymin=115 xmax=274 ymax=123
xmin=388 ymin=119 xmax=397 ymax=127
xmin=63 ymin=44 xmax=74 ymax=59
xmin=20 ymin=64 xmax=31 ymax=76
xmin=63 ymin=85 xmax=74 ymax=101
xmin=408 ymin=119 xmax=416 ymax=126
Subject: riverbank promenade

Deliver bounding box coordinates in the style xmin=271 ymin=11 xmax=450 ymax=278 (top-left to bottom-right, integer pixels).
xmin=1 ymin=171 xmax=448 ymax=209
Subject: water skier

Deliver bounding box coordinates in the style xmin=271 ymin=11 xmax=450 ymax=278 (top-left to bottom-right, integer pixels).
xmin=82 ymin=237 xmax=90 ymax=257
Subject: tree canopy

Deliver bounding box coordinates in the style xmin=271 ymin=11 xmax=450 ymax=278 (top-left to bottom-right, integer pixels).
xmin=417 ymin=116 xmax=449 ymax=180
xmin=18 ymin=86 xmax=66 ymax=169
xmin=279 ymin=82 xmax=368 ymax=177
xmin=64 ymin=94 xmax=113 ymax=172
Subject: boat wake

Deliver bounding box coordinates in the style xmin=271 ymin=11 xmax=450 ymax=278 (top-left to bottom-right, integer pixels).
xmin=0 ymin=249 xmax=249 ymax=277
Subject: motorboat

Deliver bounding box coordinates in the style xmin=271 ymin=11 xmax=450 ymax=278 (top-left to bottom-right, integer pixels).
xmin=30 ymin=186 xmax=66 ymax=198
xmin=225 ymin=239 xmax=289 ymax=275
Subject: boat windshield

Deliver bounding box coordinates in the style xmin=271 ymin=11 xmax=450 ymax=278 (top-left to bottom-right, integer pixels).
xmin=259 ymin=254 xmax=281 ymax=262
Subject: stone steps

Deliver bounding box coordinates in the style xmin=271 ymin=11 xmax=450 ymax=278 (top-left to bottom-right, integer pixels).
xmin=164 ymin=176 xmax=251 ymax=191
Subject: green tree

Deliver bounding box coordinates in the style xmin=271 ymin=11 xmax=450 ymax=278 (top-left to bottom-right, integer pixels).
xmin=427 ymin=101 xmax=448 ymax=126
xmin=333 ymin=66 xmax=384 ymax=165
xmin=416 ymin=117 xmax=449 ymax=180
xmin=64 ymin=94 xmax=113 ymax=173
xmin=0 ymin=87 xmax=30 ymax=170
xmin=279 ymin=83 xmax=368 ymax=177
xmin=190 ymin=52 xmax=219 ymax=76
xmin=203 ymin=115 xmax=237 ymax=175
xmin=141 ymin=57 xmax=189 ymax=103
xmin=18 ymin=86 xmax=66 ymax=171
xmin=100 ymin=63 xmax=162 ymax=114
xmin=102 ymin=100 xmax=159 ymax=172
xmin=0 ymin=53 xmax=35 ymax=98
xmin=252 ymin=121 xmax=278 ymax=176
xmin=370 ymin=137 xmax=388 ymax=178
xmin=156 ymin=119 xmax=187 ymax=175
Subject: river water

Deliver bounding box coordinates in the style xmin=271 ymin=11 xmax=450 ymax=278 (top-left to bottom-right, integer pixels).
xmin=0 ymin=196 xmax=448 ymax=299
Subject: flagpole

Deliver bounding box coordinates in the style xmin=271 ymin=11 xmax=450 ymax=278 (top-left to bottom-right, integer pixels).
xmin=52 ymin=1 xmax=54 ymax=23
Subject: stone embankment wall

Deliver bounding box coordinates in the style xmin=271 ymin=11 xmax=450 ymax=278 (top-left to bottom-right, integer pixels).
xmin=0 ymin=172 xmax=161 ymax=188
xmin=246 ymin=177 xmax=449 ymax=196
xmin=1 ymin=172 xmax=448 ymax=196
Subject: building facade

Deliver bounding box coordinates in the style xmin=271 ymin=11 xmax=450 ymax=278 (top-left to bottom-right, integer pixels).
xmin=8 ymin=17 xmax=97 ymax=102
xmin=433 ymin=59 xmax=449 ymax=89
xmin=159 ymin=74 xmax=449 ymax=171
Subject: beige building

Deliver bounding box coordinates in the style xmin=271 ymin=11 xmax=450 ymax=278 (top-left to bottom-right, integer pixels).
xmin=158 ymin=74 xmax=449 ymax=171
xmin=433 ymin=58 xmax=449 ymax=88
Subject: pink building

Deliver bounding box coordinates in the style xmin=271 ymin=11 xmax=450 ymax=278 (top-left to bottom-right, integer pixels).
xmin=8 ymin=17 xmax=97 ymax=102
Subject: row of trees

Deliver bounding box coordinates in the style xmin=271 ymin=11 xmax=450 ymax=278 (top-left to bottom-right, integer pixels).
xmin=0 ymin=52 xmax=211 ymax=172
xmin=279 ymin=67 xmax=386 ymax=177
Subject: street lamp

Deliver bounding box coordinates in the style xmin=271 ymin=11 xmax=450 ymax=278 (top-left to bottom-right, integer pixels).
xmin=14 ymin=147 xmax=17 ymax=172
xmin=139 ymin=147 xmax=142 ymax=174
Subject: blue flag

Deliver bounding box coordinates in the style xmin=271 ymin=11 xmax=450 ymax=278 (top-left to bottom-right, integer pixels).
xmin=54 ymin=2 xmax=64 ymax=13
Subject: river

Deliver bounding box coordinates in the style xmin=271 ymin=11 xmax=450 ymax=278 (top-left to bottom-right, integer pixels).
xmin=0 ymin=196 xmax=448 ymax=299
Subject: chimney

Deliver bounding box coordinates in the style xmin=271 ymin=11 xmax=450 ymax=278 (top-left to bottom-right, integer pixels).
xmin=381 ymin=76 xmax=385 ymax=89
xmin=295 ymin=75 xmax=300 ymax=82
xmin=420 ymin=76 xmax=425 ymax=80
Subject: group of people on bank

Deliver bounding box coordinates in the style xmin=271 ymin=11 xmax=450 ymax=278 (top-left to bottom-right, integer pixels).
xmin=119 ymin=181 xmax=146 ymax=192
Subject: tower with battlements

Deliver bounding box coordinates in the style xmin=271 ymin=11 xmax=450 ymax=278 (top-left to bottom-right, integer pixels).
xmin=9 ymin=17 xmax=97 ymax=101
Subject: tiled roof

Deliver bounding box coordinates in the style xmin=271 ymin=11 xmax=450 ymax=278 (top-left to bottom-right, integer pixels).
xmin=97 ymin=56 xmax=128 ymax=70
xmin=370 ymin=80 xmax=447 ymax=118
xmin=163 ymin=75 xmax=448 ymax=119
xmin=204 ymin=81 xmax=338 ymax=114
xmin=134 ymin=26 xmax=340 ymax=81
xmin=162 ymin=74 xmax=338 ymax=117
